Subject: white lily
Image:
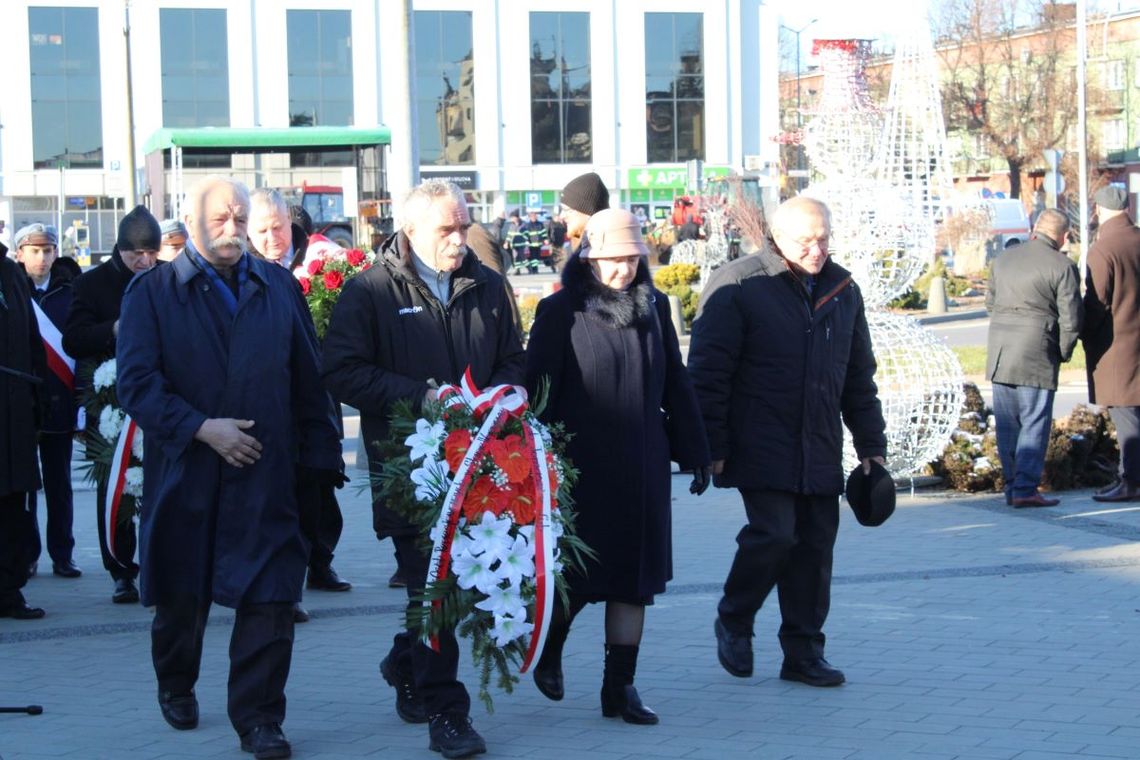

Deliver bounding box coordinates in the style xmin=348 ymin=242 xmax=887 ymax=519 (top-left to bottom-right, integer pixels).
xmin=467 ymin=511 xmax=514 ymax=566
xmin=410 ymin=458 xmax=450 ymax=503
xmin=490 ymin=613 xmax=533 ymax=647
xmin=451 ymin=548 xmax=500 ymax=595
xmin=404 ymin=418 xmax=446 ymax=463
xmin=474 ymin=582 xmax=527 ymax=620
xmin=496 ymin=534 xmax=535 ymax=588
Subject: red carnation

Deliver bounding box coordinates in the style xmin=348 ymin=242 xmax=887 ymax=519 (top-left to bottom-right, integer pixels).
xmin=323 ymin=270 xmax=345 ymax=290
xmin=362 ymin=262 xmax=372 ymax=271
xmin=298 ymin=276 xmax=312 ymax=295
xmin=307 ymin=258 xmax=325 ymax=276
xmin=346 ymin=248 xmax=366 ymax=266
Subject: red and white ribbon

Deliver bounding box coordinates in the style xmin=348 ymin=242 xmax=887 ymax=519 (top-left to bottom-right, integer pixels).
xmin=31 ymin=300 xmax=75 ymax=390
xmin=518 ymin=420 xmax=555 ymax=674
xmin=104 ymin=415 xmax=139 ymax=567
xmin=423 ymin=372 xmax=555 ymax=671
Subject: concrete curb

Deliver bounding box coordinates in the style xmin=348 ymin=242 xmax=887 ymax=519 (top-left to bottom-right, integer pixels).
xmin=916 ymin=308 xmax=988 ymax=325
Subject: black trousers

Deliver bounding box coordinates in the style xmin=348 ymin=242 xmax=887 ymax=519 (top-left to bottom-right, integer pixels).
xmin=1109 ymin=406 xmax=1140 ymax=483
xmin=95 ymin=478 xmax=138 ymax=581
xmin=29 ymin=432 xmax=75 ymax=565
xmin=299 ymin=481 xmax=343 ymax=571
xmin=718 ymin=489 xmax=840 ymax=661
xmin=152 ymin=596 xmax=294 ymax=735
xmin=387 ymin=533 xmax=470 ymax=717
xmin=0 ymin=491 xmax=37 ymax=605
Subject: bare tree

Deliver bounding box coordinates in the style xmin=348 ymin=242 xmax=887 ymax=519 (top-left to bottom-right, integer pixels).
xmin=937 ymin=0 xmax=1078 ymax=199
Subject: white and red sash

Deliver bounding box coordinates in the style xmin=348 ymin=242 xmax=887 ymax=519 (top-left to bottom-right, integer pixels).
xmin=31 ymin=299 xmax=75 ymax=390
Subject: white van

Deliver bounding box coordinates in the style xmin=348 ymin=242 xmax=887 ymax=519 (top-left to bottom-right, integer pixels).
xmin=987 ymin=198 xmax=1031 ymax=249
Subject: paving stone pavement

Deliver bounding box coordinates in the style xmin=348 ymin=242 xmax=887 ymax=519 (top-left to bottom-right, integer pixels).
xmin=2 ymin=466 xmax=1139 ymax=760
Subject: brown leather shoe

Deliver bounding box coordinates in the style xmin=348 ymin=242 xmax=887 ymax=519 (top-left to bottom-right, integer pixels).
xmin=1012 ymin=493 xmax=1060 ymax=508
xmin=1092 ymin=480 xmax=1140 ymax=503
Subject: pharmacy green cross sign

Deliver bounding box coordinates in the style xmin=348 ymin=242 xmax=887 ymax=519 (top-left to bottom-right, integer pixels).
xmin=627 ymin=165 xmax=731 ymax=190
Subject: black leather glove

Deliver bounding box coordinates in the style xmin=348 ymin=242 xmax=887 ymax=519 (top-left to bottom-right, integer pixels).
xmin=689 ymin=465 xmax=712 ymax=496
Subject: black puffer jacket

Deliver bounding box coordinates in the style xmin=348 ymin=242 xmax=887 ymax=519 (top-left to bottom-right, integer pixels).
xmin=687 ymin=247 xmax=886 ymax=495
xmin=321 ymin=231 xmax=525 ymax=537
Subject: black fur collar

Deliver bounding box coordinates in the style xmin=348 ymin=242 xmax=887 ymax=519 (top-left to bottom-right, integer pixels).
xmin=561 ymin=252 xmax=654 ymax=328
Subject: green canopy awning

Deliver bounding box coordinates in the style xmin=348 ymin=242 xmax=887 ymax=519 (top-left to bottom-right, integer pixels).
xmin=143 ymin=126 xmax=392 ymax=155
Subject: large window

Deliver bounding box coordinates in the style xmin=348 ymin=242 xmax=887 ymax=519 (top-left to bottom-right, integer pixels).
xmin=287 ymin=10 xmax=353 ymax=127
xmin=160 ymin=9 xmax=230 ymax=128
xmin=530 ymin=12 xmax=591 ymax=164
xmin=645 ymin=13 xmax=704 ymax=163
xmin=29 ymin=7 xmax=103 ymax=169
xmin=415 ymin=11 xmax=475 ymax=165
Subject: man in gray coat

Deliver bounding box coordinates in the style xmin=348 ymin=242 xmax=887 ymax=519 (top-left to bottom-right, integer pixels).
xmin=986 ymin=209 xmax=1083 ymax=507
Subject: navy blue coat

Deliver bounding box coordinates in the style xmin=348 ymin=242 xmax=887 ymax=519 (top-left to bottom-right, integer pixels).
xmin=526 ymin=255 xmax=710 ymax=603
xmin=116 ymin=251 xmax=341 ymax=608
xmin=688 ymin=248 xmax=886 ymax=495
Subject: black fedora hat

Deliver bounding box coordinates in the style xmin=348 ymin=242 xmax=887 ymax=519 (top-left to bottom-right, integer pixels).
xmin=845 ymin=460 xmax=896 ymax=527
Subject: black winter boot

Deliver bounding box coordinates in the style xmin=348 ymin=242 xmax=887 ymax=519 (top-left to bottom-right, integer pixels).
xmin=532 ymin=618 xmax=570 ymax=700
xmin=600 ymin=644 xmax=659 ymax=725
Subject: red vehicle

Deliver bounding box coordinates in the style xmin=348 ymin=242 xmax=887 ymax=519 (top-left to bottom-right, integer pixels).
xmin=284 ymin=184 xmax=356 ymax=249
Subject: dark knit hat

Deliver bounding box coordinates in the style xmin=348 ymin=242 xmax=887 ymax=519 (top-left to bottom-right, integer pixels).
xmin=560 ymin=172 xmax=610 ymax=215
xmin=1095 ymin=185 xmax=1128 ymax=211
xmin=117 ymin=205 xmax=162 ymax=251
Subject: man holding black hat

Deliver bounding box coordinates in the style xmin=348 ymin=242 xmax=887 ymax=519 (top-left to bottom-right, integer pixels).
xmin=14 ymin=223 xmax=82 ymax=579
xmin=560 ymin=172 xmax=610 ymax=256
xmin=63 ymin=205 xmax=162 ymax=604
xmin=688 ymin=196 xmax=886 ymax=688
xmin=1082 ymin=185 xmax=1140 ymax=502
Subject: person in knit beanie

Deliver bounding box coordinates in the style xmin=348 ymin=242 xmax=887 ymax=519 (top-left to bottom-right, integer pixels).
xmin=560 ymin=172 xmax=610 ymax=255
xmin=116 ymin=206 xmax=162 ymax=273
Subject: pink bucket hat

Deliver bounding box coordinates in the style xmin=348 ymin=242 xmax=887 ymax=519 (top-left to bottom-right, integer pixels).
xmin=583 ymin=208 xmax=649 ymax=259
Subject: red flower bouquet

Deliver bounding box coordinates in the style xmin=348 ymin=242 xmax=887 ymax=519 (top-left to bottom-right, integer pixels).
xmin=294 ymin=234 xmax=374 ymax=338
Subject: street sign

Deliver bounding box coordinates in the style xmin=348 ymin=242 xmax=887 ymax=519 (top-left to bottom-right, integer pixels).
xmin=1043 ymin=171 xmax=1065 ymax=195
xmin=525 ymin=192 xmax=542 ymax=212
xmin=1042 ymin=149 xmax=1063 ymax=170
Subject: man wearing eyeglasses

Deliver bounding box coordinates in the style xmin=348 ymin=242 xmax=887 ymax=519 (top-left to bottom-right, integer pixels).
xmin=688 ymin=196 xmax=886 ymax=689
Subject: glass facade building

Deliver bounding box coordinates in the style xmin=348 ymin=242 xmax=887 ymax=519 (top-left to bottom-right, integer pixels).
xmin=529 ymin=12 xmax=592 ymax=164
xmin=645 ymin=13 xmax=705 ymax=163
xmin=29 ymin=7 xmax=103 ymax=169
xmin=415 ymin=11 xmax=476 ymax=165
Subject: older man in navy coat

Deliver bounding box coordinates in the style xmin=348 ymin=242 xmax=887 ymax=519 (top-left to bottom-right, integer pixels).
xmin=117 ymin=176 xmax=341 ymax=759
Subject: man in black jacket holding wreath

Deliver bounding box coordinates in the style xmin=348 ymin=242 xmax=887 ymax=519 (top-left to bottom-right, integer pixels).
xmin=688 ymin=196 xmax=886 ymax=689
xmin=322 ymin=179 xmax=524 ymax=759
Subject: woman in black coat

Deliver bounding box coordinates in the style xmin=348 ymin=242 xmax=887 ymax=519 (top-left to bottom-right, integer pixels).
xmin=525 ymin=208 xmax=711 ymax=725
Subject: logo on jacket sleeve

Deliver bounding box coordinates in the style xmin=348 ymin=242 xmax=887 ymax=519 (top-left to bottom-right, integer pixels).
xmin=398 ymin=306 xmax=424 ymax=316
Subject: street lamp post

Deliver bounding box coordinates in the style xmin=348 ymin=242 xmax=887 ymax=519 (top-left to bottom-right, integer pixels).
xmin=781 ymin=19 xmax=818 ymax=193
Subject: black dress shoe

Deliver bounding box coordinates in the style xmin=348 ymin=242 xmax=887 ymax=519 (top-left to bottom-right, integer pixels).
xmin=307 ymin=564 xmax=352 ymax=592
xmin=292 ymin=603 xmax=310 ymax=623
xmin=388 ymin=568 xmax=408 ymax=588
xmin=380 ymin=655 xmax=428 ymax=723
xmin=428 ymin=712 xmax=486 ymax=758
xmin=1012 ymin=493 xmax=1060 ymax=508
xmin=780 ymin=657 xmax=846 ymax=687
xmin=113 ymin=578 xmax=140 ymax=604
xmin=714 ymin=617 xmax=753 ymax=677
xmin=52 ymin=560 xmax=82 ymax=578
xmin=532 ymin=661 xmax=564 ymax=701
xmin=158 ymin=690 xmax=199 ymax=730
xmin=601 ymin=683 xmax=659 ymax=725
xmin=240 ymin=723 xmax=291 ymax=759
xmin=0 ymin=602 xmax=46 ymax=620
xmin=1092 ymin=480 xmax=1140 ymax=503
